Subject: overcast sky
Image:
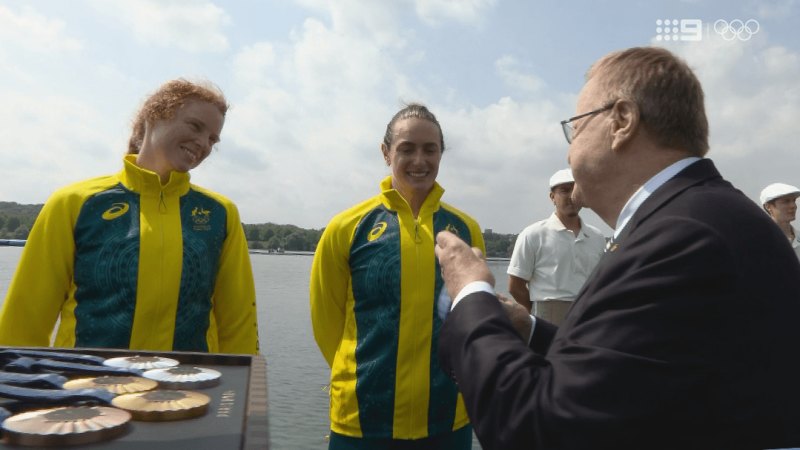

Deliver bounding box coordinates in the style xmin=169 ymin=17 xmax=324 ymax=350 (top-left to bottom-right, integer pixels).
xmin=1 ymin=0 xmax=798 ymax=234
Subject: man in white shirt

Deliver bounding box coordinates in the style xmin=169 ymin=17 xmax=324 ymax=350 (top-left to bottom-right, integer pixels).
xmin=507 ymin=168 xmax=605 ymax=324
xmin=760 ymin=182 xmax=800 ymax=260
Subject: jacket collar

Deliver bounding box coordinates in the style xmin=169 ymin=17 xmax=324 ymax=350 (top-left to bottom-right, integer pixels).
xmin=119 ymin=155 xmax=191 ymax=197
xmin=379 ymin=175 xmax=444 ymax=216
xmin=613 ymin=157 xmax=701 ymax=238
xmin=615 ymin=158 xmax=722 ymax=244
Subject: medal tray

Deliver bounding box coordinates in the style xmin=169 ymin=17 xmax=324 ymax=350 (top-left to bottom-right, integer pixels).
xmin=0 ymin=346 xmax=268 ymax=449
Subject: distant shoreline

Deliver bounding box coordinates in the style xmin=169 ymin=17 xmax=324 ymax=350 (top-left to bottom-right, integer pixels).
xmin=248 ymin=250 xmax=511 ymax=263
xmin=249 ymin=249 xmax=314 ymax=256
xmin=1 ymin=245 xmax=511 ymax=263
xmin=1 ymin=201 xmax=517 ymax=258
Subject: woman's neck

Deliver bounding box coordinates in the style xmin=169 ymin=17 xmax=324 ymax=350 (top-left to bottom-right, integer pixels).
xmin=407 ymin=195 xmax=424 ymax=219
xmin=135 ymin=153 xmax=170 ymax=184
xmin=393 ymin=183 xmax=431 ymax=219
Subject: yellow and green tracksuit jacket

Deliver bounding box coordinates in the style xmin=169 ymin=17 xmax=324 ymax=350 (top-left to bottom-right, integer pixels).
xmin=310 ymin=176 xmax=485 ymax=439
xmin=0 ymin=155 xmax=259 ymax=354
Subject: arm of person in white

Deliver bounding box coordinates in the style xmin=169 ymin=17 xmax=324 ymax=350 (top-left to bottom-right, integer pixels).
xmin=448 ymin=281 xmax=536 ymax=344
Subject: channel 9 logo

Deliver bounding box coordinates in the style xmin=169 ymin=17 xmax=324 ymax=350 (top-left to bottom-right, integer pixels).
xmin=655 ymin=19 xmax=760 ymax=42
xmin=655 ymin=19 xmax=702 ymax=41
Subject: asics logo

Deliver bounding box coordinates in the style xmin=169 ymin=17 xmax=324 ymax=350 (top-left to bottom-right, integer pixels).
xmin=102 ymin=202 xmax=130 ymax=220
xmin=368 ymin=222 xmax=388 ymax=242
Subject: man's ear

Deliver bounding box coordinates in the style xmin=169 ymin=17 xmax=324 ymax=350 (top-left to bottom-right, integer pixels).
xmin=609 ymin=100 xmax=639 ymax=152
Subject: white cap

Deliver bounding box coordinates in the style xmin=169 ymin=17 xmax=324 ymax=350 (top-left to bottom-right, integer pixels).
xmin=760 ymin=183 xmax=800 ymax=206
xmin=549 ymin=168 xmax=574 ymax=188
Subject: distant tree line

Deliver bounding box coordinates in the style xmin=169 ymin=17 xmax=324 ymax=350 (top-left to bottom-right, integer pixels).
xmin=0 ymin=202 xmax=517 ymax=257
xmin=483 ymin=230 xmax=516 ymax=259
xmin=0 ymin=202 xmax=41 ymax=240
xmin=243 ymin=223 xmax=324 ymax=252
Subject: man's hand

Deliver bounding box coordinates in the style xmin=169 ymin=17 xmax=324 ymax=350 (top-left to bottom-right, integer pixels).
xmin=497 ymin=293 xmax=533 ymax=341
xmin=435 ymin=231 xmax=495 ymax=301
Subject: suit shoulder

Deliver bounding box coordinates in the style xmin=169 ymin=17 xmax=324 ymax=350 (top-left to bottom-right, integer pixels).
xmin=673 ymin=183 xmax=767 ymax=225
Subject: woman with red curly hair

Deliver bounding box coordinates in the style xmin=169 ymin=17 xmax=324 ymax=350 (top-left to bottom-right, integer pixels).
xmin=0 ymin=79 xmax=259 ymax=355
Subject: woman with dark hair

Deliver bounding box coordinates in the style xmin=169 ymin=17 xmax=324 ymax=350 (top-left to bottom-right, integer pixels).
xmin=310 ymin=103 xmax=483 ymax=449
xmin=0 ymin=79 xmax=259 ymax=354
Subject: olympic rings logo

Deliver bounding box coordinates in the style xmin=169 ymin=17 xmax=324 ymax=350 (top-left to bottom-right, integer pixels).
xmin=713 ymin=19 xmax=760 ymax=41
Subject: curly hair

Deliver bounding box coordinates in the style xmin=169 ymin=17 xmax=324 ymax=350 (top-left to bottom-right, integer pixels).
xmin=127 ymin=79 xmax=229 ymax=154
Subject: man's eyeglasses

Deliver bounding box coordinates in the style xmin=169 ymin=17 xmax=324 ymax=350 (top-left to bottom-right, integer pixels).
xmin=560 ymin=101 xmax=616 ymax=144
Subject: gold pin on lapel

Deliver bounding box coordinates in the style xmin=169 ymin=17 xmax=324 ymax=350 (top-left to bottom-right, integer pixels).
xmin=604 ymin=238 xmax=618 ymax=253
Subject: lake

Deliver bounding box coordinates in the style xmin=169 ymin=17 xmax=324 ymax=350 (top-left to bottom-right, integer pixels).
xmin=0 ymin=247 xmax=511 ymax=449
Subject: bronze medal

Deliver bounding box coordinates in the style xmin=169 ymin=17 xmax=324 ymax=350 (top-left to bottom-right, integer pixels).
xmin=63 ymin=375 xmax=158 ymax=394
xmin=1 ymin=406 xmax=130 ymax=447
xmin=111 ymin=390 xmax=210 ymax=421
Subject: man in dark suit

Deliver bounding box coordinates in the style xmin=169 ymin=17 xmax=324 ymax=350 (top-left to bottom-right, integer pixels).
xmin=435 ymin=46 xmax=800 ymax=450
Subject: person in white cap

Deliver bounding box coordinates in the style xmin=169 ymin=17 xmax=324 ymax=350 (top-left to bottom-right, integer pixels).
xmin=506 ymin=168 xmax=606 ymax=325
xmin=760 ymin=182 xmax=800 ymax=259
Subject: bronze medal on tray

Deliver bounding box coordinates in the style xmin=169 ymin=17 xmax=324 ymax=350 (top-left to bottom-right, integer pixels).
xmin=63 ymin=375 xmax=158 ymax=394
xmin=111 ymin=390 xmax=210 ymax=421
xmin=1 ymin=406 xmax=131 ymax=447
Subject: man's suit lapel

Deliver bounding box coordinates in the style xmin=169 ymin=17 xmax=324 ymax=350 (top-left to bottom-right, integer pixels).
xmin=612 ymin=159 xmax=722 ymax=250
xmin=562 ymin=159 xmax=722 ymax=327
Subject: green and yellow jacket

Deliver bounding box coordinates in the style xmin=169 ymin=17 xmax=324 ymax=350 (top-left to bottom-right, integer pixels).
xmin=0 ymin=155 xmax=259 ymax=354
xmin=310 ymin=176 xmax=484 ymax=439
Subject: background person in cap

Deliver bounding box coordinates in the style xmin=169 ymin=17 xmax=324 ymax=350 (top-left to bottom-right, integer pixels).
xmin=760 ymin=182 xmax=800 ymax=259
xmin=506 ymin=168 xmax=605 ymax=325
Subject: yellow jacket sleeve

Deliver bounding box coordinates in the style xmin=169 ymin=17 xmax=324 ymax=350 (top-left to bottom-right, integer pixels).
xmin=0 ymin=189 xmax=78 ymax=346
xmin=471 ymin=220 xmax=486 ymax=255
xmin=211 ymin=203 xmax=260 ymax=355
xmin=309 ymin=214 xmax=352 ymax=367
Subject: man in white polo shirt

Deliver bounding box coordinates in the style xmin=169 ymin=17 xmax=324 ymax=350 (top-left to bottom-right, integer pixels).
xmin=507 ymin=168 xmax=606 ymax=325
xmin=760 ymin=182 xmax=800 ymax=260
